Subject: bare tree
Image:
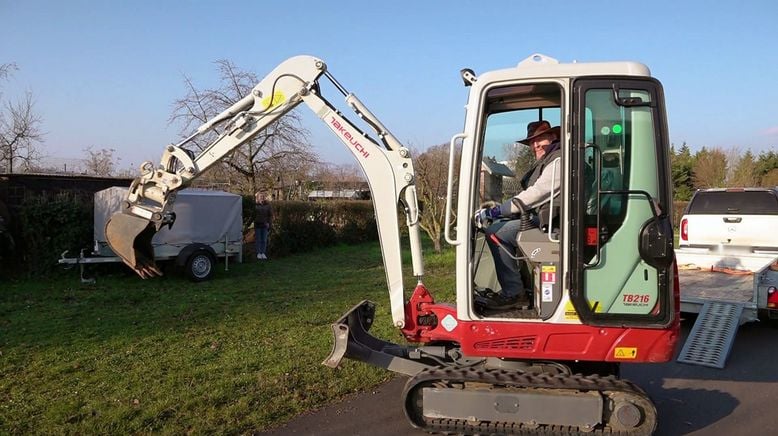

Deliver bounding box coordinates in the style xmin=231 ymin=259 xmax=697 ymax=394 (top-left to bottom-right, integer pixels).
xmin=0 ymin=92 xmax=45 ymax=173
xmin=0 ymin=63 xmax=44 ymax=173
xmin=0 ymin=63 xmax=16 ymax=80
xmin=692 ymin=147 xmax=727 ymax=189
xmin=83 ymin=146 xmax=119 ymax=176
xmin=414 ymin=143 xmax=459 ymax=253
xmin=501 ymin=142 xmax=534 ymax=199
xmin=503 ymin=141 xmax=535 ymax=178
xmin=727 ymin=149 xmax=758 ymax=188
xmin=169 ymin=59 xmax=316 ymax=195
xmin=313 ymin=162 xmax=365 ymax=191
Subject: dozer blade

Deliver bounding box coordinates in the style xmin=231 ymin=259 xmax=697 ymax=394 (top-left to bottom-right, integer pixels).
xmin=322 ymin=300 xmax=430 ymax=376
xmin=105 ymin=212 xmax=163 ymax=279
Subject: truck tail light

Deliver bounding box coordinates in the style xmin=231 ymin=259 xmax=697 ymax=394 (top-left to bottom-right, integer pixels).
xmin=768 ymin=287 xmax=778 ymax=308
xmin=680 ymin=218 xmax=688 ymax=242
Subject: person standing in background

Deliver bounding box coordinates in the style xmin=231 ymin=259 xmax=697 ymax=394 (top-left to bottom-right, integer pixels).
xmin=254 ymin=191 xmax=273 ymax=260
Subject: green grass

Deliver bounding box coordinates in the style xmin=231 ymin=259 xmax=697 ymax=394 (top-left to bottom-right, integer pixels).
xmin=0 ymin=241 xmax=456 ymax=434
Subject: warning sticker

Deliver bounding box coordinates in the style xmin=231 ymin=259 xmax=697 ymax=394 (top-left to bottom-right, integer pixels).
xmin=261 ymin=91 xmax=286 ymax=109
xmin=441 ymin=314 xmax=458 ymax=332
xmin=565 ymin=299 xmax=604 ymax=320
xmin=541 ymin=265 xmax=556 ymax=283
xmin=564 ymin=301 xmax=578 ymax=320
xmin=614 ymin=347 xmax=638 ymax=359
xmin=542 ymin=283 xmax=553 ymax=302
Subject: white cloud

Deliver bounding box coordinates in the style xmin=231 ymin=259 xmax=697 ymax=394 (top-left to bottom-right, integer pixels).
xmin=762 ymin=126 xmax=778 ymax=137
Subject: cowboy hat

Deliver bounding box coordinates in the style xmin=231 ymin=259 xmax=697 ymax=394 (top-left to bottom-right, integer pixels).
xmin=517 ymin=120 xmax=560 ymax=145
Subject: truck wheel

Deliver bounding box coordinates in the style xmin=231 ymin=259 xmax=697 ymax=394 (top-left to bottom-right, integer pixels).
xmin=185 ymin=251 xmax=215 ymax=282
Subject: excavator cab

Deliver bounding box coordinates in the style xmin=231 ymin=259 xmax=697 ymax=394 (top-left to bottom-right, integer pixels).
xmin=466 ymin=56 xmax=675 ymax=328
xmin=470 ymin=81 xmax=565 ymax=319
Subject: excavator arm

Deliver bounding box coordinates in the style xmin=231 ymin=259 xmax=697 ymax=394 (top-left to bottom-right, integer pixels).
xmin=106 ymin=55 xmax=423 ymax=328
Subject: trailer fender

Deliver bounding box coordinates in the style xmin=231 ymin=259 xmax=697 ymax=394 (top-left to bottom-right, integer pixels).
xmin=176 ymin=243 xmax=216 ymax=267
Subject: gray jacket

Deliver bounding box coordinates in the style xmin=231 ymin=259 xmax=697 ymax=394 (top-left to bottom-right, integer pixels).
xmin=500 ymin=142 xmax=562 ymax=226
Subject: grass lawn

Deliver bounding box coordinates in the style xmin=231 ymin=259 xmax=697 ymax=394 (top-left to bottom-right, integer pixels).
xmin=0 ymin=241 xmax=456 ymax=434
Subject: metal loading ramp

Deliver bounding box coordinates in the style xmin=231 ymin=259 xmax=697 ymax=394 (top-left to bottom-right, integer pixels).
xmin=677 ymin=301 xmax=744 ymax=369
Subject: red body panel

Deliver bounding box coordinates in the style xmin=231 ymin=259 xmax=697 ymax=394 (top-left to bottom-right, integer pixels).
xmin=402 ymin=271 xmax=681 ymax=364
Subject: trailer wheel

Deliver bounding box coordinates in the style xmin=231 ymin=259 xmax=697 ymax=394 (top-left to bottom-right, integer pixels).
xmin=185 ymin=250 xmax=215 ymax=282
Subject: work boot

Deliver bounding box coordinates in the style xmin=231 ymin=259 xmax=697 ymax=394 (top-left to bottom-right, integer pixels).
xmin=474 ymin=288 xmax=529 ymax=310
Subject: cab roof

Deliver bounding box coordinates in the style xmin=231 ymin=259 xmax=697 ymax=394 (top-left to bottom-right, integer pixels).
xmin=477 ymin=53 xmax=652 ymax=83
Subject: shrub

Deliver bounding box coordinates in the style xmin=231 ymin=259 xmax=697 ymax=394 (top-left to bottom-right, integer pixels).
xmin=244 ymin=200 xmax=378 ymax=257
xmin=8 ymin=196 xmax=379 ymax=276
xmin=16 ymin=192 xmax=93 ymax=276
xmin=672 ymin=200 xmax=689 ymax=230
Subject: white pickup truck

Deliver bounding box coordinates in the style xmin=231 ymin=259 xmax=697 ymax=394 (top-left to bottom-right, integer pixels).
xmin=679 ymin=187 xmax=778 ymax=253
xmin=675 ymin=187 xmax=778 ymax=368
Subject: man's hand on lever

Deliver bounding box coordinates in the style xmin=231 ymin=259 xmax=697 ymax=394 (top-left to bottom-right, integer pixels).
xmin=474 ymin=205 xmax=502 ymax=230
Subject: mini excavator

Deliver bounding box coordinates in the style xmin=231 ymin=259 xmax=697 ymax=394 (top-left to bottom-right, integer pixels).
xmin=106 ymin=54 xmax=679 ymax=434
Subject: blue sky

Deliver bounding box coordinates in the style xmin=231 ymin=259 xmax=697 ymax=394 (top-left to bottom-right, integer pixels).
xmin=1 ymin=0 xmax=776 ymax=170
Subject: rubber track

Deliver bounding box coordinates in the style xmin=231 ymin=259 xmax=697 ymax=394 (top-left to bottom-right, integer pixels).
xmin=403 ymin=367 xmax=657 ymax=436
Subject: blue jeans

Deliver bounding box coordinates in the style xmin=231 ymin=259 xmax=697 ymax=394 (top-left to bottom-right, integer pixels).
xmin=483 ymin=219 xmax=523 ymax=298
xmin=255 ymin=225 xmax=269 ymax=256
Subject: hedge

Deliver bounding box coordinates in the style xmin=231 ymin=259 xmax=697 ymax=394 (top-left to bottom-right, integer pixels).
xmin=2 ymin=193 xmax=689 ymax=277
xmin=244 ymin=199 xmax=378 ymax=257
xmin=672 ymin=201 xmax=689 ymax=230
xmin=0 ymin=193 xmax=380 ymax=278
xmin=13 ymin=192 xmax=93 ymax=277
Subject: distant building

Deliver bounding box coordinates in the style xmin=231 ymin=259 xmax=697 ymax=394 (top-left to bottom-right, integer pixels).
xmin=0 ymin=172 xmax=133 ymax=210
xmin=307 ymin=189 xmax=370 ymax=201
xmin=480 ymin=157 xmax=515 ymax=202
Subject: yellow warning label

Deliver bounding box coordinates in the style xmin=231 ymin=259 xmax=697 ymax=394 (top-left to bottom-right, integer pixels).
xmin=541 ymin=265 xmax=556 ymax=273
xmin=564 ymin=300 xmax=578 ymax=320
xmin=565 ymin=300 xmax=603 ymax=320
xmin=261 ymin=91 xmax=286 ymax=109
xmin=614 ymin=347 xmax=638 ymax=359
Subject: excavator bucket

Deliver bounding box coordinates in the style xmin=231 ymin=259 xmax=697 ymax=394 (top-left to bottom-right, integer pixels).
xmin=105 ymin=212 xmax=163 ymax=278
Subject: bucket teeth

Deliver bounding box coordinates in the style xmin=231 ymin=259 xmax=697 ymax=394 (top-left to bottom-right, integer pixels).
xmin=105 ymin=213 xmax=162 ymax=278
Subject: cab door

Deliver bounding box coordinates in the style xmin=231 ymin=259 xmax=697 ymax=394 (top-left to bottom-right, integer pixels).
xmin=569 ymin=78 xmax=674 ymax=327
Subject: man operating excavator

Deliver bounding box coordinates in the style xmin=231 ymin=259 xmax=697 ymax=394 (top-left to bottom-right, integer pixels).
xmin=474 ymin=120 xmax=562 ymax=310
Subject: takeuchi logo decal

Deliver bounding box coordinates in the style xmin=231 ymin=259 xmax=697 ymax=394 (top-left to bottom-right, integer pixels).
xmin=330 ymin=117 xmax=370 ymax=159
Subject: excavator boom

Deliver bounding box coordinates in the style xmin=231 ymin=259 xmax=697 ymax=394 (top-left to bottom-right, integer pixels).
xmin=106 ymin=55 xmax=423 ymax=328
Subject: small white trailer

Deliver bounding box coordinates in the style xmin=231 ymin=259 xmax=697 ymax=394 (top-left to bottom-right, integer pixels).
xmin=675 ymin=247 xmax=778 ymax=368
xmin=60 ymin=187 xmax=243 ymax=282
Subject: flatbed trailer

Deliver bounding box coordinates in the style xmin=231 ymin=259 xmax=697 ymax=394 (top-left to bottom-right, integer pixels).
xmin=675 ymin=248 xmax=778 ymax=368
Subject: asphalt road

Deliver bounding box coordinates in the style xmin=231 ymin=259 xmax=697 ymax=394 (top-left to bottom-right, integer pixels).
xmin=262 ymin=319 xmax=778 ymax=436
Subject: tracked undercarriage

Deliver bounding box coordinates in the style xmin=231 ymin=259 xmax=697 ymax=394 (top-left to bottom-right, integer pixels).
xmin=325 ymin=300 xmax=658 ymax=436
xmin=404 ymin=367 xmax=656 ymax=435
